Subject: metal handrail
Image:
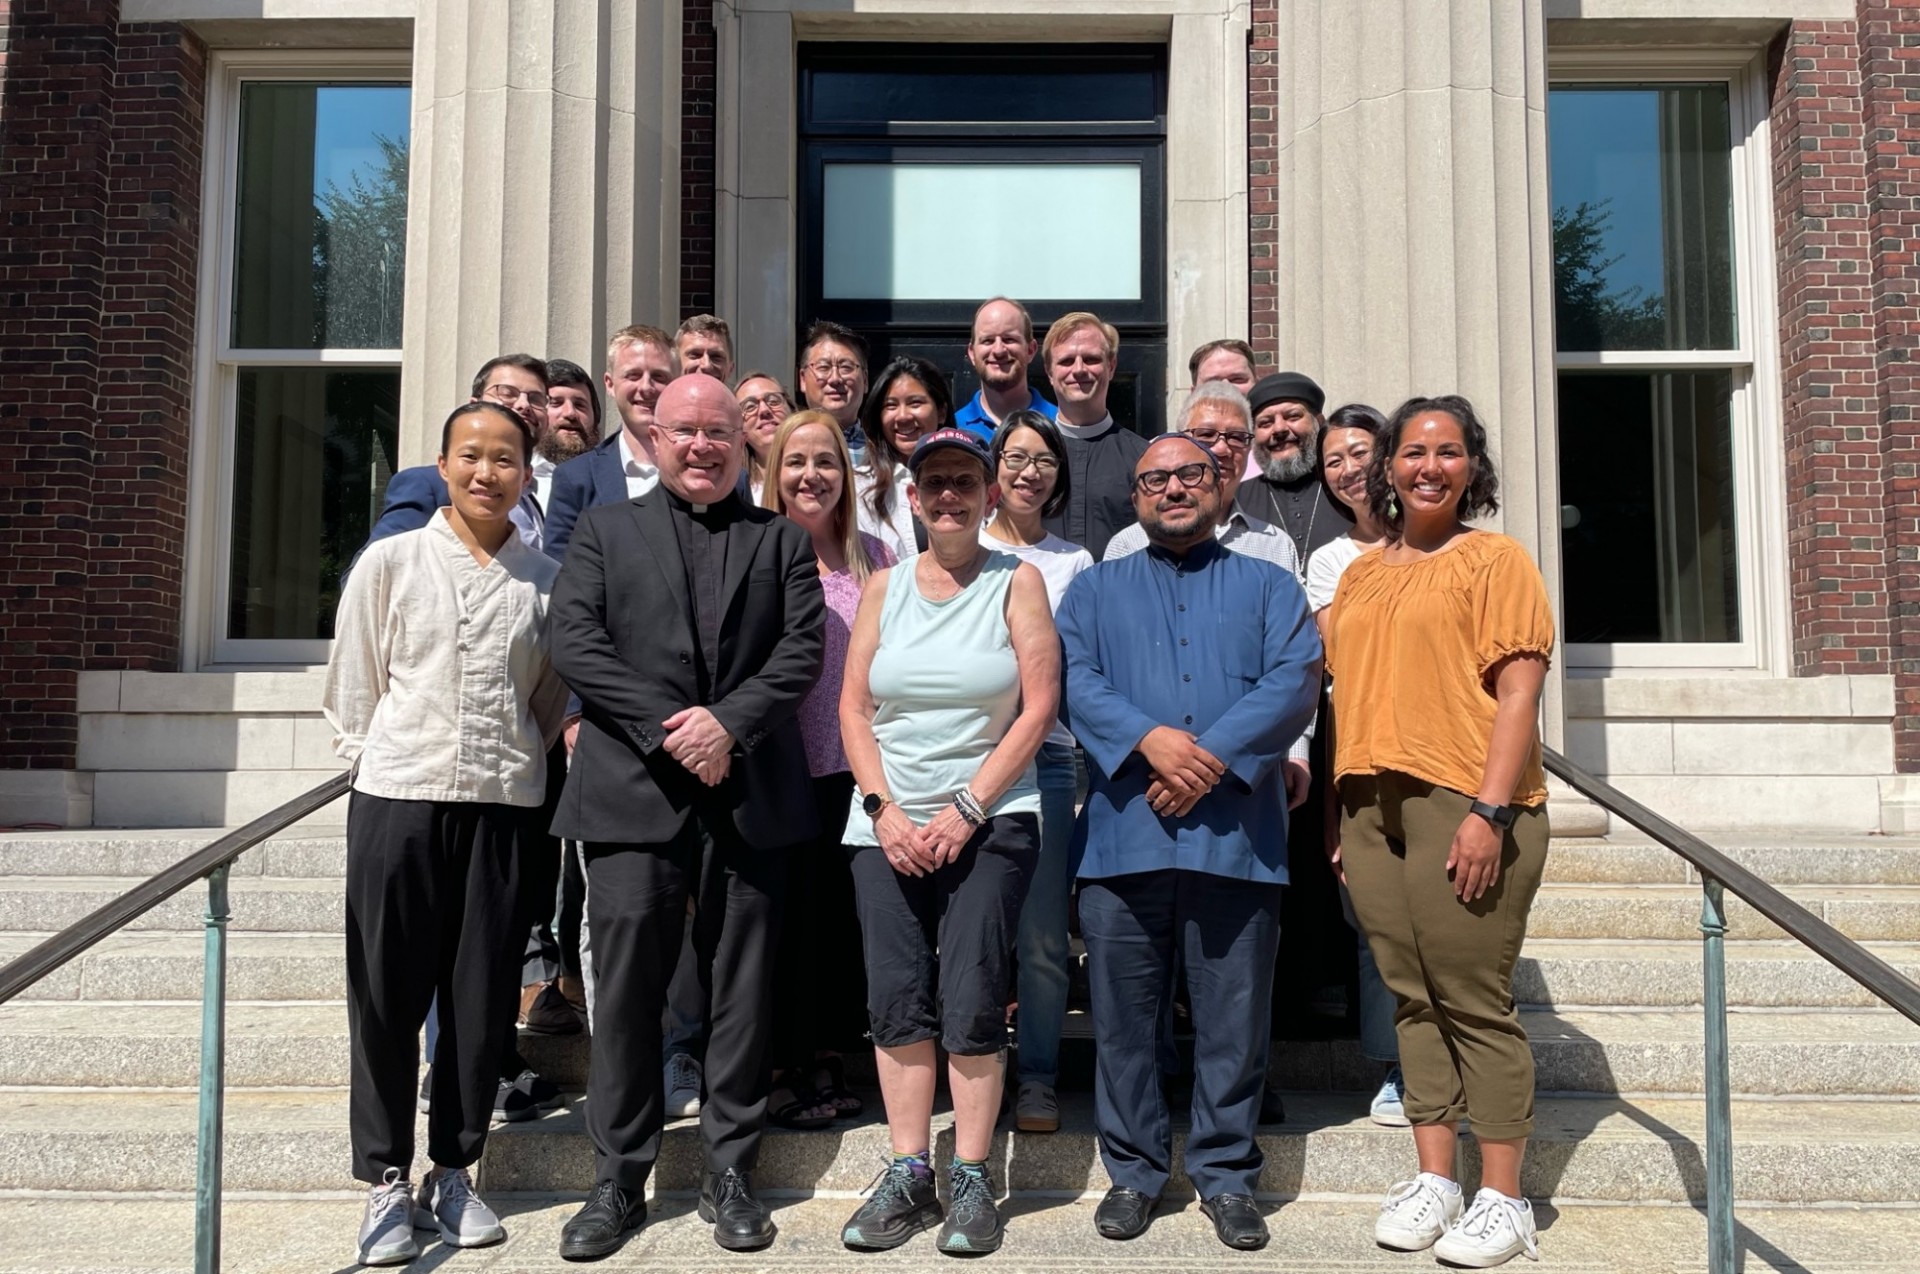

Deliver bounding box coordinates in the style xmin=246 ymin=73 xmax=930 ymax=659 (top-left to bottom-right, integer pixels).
xmin=1544 ymin=746 xmax=1920 ymax=1274
xmin=0 ymin=771 xmax=351 ymax=1273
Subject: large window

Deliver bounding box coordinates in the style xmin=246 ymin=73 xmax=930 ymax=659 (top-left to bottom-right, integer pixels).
xmin=197 ymin=59 xmax=410 ymax=662
xmin=1549 ymin=68 xmax=1780 ymax=668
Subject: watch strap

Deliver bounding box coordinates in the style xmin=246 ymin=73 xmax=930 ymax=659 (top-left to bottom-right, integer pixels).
xmin=1469 ymin=798 xmax=1517 ymax=829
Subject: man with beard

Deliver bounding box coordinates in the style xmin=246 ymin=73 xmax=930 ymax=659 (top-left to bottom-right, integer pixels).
xmin=1040 ymin=311 xmax=1149 ymax=561
xmin=532 ymin=358 xmax=602 ymax=511
xmin=1057 ymin=434 xmax=1321 ymax=1252
xmin=953 ymin=296 xmax=1057 ymax=442
xmin=1234 ymin=372 xmax=1351 ymax=562
xmin=544 ymin=324 xmax=678 ymax=560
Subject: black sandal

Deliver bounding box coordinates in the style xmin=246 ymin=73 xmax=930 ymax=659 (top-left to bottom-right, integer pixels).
xmin=811 ymin=1054 xmax=864 ymax=1119
xmin=768 ymin=1078 xmax=836 ymax=1130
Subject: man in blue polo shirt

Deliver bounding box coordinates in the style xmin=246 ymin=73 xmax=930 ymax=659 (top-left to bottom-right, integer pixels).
xmin=953 ymin=296 xmax=1058 ymax=442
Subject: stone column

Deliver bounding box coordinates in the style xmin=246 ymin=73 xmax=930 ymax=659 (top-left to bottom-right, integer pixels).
xmin=1273 ymin=0 xmax=1596 ymax=828
xmin=397 ymin=0 xmax=683 ymax=464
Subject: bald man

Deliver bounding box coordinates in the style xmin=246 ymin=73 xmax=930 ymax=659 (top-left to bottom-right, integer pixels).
xmin=550 ymin=373 xmax=826 ymax=1260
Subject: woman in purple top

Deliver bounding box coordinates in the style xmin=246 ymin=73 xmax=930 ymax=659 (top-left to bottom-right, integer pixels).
xmin=762 ymin=409 xmax=895 ymax=1126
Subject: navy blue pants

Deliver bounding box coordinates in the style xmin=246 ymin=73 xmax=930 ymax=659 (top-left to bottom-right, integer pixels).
xmin=1079 ymin=868 xmax=1282 ymax=1200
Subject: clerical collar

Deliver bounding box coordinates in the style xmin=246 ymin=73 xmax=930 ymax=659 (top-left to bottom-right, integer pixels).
xmin=664 ymin=489 xmax=738 ymax=517
xmin=1054 ymin=414 xmax=1114 ymax=440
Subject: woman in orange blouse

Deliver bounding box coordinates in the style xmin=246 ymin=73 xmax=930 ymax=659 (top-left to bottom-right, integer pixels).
xmin=1323 ymin=394 xmax=1553 ymax=1270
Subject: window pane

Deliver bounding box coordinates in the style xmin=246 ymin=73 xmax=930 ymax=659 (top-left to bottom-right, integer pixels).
xmin=227 ymin=368 xmax=400 ymax=641
xmin=232 ymin=83 xmax=410 ymax=349
xmin=1549 ymin=85 xmax=1736 ymax=351
xmin=822 ymin=163 xmax=1141 ymax=300
xmin=1557 ymin=370 xmax=1739 ymax=644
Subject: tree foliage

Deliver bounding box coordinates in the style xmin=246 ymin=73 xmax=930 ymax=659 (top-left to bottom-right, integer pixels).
xmin=1553 ymin=197 xmax=1666 ymax=350
xmin=312 ymin=134 xmax=409 ymax=348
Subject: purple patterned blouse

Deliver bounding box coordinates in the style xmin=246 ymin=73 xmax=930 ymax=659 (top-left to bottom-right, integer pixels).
xmin=799 ymin=532 xmax=896 ymax=777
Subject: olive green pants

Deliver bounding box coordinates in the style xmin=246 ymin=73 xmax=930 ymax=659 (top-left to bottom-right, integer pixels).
xmin=1338 ymin=771 xmax=1549 ymax=1140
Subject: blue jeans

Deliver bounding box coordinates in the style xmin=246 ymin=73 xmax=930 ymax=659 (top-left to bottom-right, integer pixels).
xmin=1016 ymin=741 xmax=1079 ymax=1086
xmin=1340 ymin=881 xmax=1399 ymax=1064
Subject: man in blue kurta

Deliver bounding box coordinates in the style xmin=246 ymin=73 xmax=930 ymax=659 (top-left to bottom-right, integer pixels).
xmin=1056 ymin=433 xmax=1322 ymax=1252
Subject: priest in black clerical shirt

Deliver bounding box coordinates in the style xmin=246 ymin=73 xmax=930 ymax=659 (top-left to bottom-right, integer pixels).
xmin=1235 ymin=372 xmax=1352 ymax=564
xmin=549 ymin=373 xmax=825 ymax=1261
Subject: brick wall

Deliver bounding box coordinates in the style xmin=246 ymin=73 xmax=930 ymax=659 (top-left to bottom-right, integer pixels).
xmin=0 ymin=5 xmax=204 ymax=769
xmin=1855 ymin=1 xmax=1920 ymax=769
xmin=1248 ymin=2 xmax=1279 ymax=372
xmin=680 ymin=0 xmax=716 ymax=317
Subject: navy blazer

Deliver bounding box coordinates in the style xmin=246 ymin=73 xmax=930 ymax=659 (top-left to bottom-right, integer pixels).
xmin=544 ymin=433 xmax=630 ymax=563
xmin=364 ymin=465 xmax=449 ymax=548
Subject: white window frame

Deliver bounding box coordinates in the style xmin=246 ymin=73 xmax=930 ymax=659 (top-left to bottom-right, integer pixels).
xmin=183 ymin=49 xmax=411 ymax=669
xmin=1548 ymin=49 xmax=1790 ymax=675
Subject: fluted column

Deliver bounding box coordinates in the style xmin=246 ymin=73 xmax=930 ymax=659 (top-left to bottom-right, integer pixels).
xmin=397 ymin=0 xmax=682 ymax=463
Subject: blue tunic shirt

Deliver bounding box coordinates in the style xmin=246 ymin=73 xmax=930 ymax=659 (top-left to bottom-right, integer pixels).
xmin=1057 ymin=540 xmax=1323 ymax=885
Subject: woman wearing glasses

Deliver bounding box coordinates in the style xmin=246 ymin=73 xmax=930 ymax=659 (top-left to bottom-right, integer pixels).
xmin=855 ymin=356 xmax=957 ymax=560
xmin=734 ymin=371 xmax=793 ymax=501
xmin=838 ymin=429 xmax=1059 ymax=1256
xmin=979 ymin=410 xmax=1093 ymax=1135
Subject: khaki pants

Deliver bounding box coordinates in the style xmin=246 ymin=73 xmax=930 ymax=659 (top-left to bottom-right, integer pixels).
xmin=1338 ymin=771 xmax=1549 ymax=1140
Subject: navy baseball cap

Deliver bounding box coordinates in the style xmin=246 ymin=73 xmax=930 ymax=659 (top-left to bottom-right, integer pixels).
xmin=907 ymin=427 xmax=994 ymax=477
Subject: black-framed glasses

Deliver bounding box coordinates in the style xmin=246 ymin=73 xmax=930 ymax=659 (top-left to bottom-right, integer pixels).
xmin=1133 ymin=462 xmax=1216 ymax=495
xmin=999 ymin=450 xmax=1059 ymax=474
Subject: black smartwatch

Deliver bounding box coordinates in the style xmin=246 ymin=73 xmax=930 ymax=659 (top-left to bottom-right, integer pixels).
xmin=862 ymin=791 xmax=892 ymax=818
xmin=1468 ymin=798 xmax=1517 ymax=830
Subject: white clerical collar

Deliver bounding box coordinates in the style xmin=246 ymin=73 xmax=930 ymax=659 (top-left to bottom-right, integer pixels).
xmin=1054 ymin=413 xmax=1114 ymax=440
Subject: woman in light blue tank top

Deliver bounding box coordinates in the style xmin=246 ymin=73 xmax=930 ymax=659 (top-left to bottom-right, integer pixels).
xmin=837 ymin=429 xmax=1059 ymax=1256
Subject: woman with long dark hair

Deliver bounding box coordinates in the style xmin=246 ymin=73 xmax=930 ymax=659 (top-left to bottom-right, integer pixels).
xmin=855 ymin=356 xmax=955 ymax=559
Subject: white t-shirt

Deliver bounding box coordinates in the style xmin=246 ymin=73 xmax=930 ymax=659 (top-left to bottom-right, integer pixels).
xmin=1305 ymin=534 xmax=1374 ymax=613
xmin=980 ymin=526 xmax=1094 ymax=750
xmin=855 ymin=460 xmax=919 ymax=561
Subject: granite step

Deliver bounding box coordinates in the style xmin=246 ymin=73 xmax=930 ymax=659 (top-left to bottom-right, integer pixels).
xmin=0 ymin=876 xmax=342 ymax=934
xmin=0 ymin=932 xmax=346 ymax=1002
xmin=1 ymin=1088 xmax=1912 ymax=1204
xmin=1 ymin=1001 xmax=1913 ymax=1097
xmin=0 ymin=832 xmax=344 ymax=880
xmin=0 ymin=1195 xmax=1902 ymax=1274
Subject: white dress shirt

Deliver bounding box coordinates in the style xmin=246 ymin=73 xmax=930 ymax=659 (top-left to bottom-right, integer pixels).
xmin=323 ymin=511 xmax=569 ymax=807
xmin=618 ymin=430 xmax=661 ymax=499
xmin=531 ymin=455 xmax=557 ymax=513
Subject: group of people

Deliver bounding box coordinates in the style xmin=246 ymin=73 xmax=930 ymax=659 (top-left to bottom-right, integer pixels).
xmin=323 ymin=300 xmax=1556 ymax=1270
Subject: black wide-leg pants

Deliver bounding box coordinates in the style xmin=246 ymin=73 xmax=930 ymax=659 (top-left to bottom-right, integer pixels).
xmin=583 ymin=807 xmax=788 ymax=1191
xmin=344 ymin=790 xmax=529 ymax=1183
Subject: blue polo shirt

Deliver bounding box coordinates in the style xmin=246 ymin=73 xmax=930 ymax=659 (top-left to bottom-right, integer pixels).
xmin=1056 ymin=540 xmax=1323 ymax=885
xmin=953 ymin=388 xmax=1058 ymax=444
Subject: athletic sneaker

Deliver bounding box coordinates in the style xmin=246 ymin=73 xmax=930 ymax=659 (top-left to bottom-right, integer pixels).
xmin=842 ymin=1159 xmax=943 ymax=1250
xmin=665 ymin=1051 xmax=703 ymax=1119
xmin=412 ymin=1165 xmax=505 ymax=1248
xmin=1015 ymin=1080 xmax=1059 ymax=1133
xmin=1432 ymin=1188 xmax=1539 ymax=1268
xmin=1373 ymin=1171 xmax=1464 ymax=1251
xmin=357 ymin=1168 xmax=419 ymax=1266
xmin=1369 ymin=1066 xmax=1410 ymax=1127
xmin=938 ymin=1161 xmax=1004 ymax=1255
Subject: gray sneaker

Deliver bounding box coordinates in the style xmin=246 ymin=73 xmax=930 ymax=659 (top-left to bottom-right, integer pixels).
xmin=411 ymin=1165 xmax=505 ymax=1248
xmin=358 ymin=1168 xmax=419 ymax=1266
xmin=665 ymin=1051 xmax=703 ymax=1119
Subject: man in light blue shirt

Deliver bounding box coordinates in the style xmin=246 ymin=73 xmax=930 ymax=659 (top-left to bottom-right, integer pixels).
xmin=1057 ymin=433 xmax=1321 ymax=1252
xmin=952 ymin=296 xmax=1058 ymax=443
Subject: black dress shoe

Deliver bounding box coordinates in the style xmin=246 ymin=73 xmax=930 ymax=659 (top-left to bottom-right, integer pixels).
xmin=699 ymin=1167 xmax=776 ymax=1251
xmin=1094 ymin=1185 xmax=1157 ymax=1240
xmin=560 ymin=1180 xmax=646 ymax=1261
xmin=1259 ymin=1081 xmax=1287 ymax=1125
xmin=1200 ymin=1192 xmax=1269 ymax=1251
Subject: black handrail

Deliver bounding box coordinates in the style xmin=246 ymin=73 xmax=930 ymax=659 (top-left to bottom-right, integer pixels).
xmin=0 ymin=771 xmax=351 ymax=1005
xmin=1545 ymin=746 xmax=1920 ymax=1028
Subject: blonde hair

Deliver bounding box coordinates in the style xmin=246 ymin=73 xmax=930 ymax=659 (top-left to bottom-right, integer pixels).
xmin=1041 ymin=311 xmax=1120 ymax=365
xmin=605 ymin=323 xmax=675 ymax=374
xmin=760 ymin=409 xmax=878 ymax=583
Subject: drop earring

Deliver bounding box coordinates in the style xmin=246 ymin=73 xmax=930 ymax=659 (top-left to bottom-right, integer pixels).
xmin=1386 ymin=491 xmax=1400 ymax=520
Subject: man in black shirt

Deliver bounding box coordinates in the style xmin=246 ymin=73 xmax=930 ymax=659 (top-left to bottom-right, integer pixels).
xmin=1039 ymin=310 xmax=1149 ymax=560
xmin=1234 ymin=371 xmax=1351 ymax=563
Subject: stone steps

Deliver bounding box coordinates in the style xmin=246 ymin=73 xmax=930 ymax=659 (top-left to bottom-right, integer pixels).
xmin=0 ymin=1088 xmax=1913 ymax=1205
xmin=0 ymin=1196 xmax=1901 ymax=1274
xmin=0 ymin=1000 xmax=1912 ymax=1097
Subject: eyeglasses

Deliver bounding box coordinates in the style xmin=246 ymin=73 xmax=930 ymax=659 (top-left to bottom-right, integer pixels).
xmin=805 ymin=359 xmax=863 ymax=380
xmin=663 ymin=426 xmax=740 ymax=447
xmin=1186 ymin=427 xmax=1253 ymax=451
xmin=916 ymin=472 xmax=984 ymax=496
xmin=738 ymin=393 xmax=789 ymax=414
xmin=1133 ymin=462 xmax=1217 ymax=495
xmin=484 ymin=384 xmax=549 ymax=410
xmin=999 ymin=450 xmax=1059 ymax=475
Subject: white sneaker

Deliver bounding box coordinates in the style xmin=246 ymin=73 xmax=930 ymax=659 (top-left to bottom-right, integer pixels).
xmin=1373 ymin=1172 xmax=1463 ymax=1251
xmin=357 ymin=1168 xmax=419 ymax=1266
xmin=1369 ymin=1066 xmax=1410 ymax=1127
xmin=412 ymin=1165 xmax=506 ymax=1248
xmin=1432 ymin=1187 xmax=1540 ymax=1268
xmin=664 ymin=1051 xmax=703 ymax=1119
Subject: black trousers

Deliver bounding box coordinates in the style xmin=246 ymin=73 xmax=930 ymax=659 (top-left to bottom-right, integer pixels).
xmin=344 ymin=791 xmax=529 ymax=1183
xmin=583 ymin=808 xmax=788 ymax=1190
xmin=769 ymin=772 xmax=866 ymax=1067
xmin=1081 ymin=868 xmax=1283 ymax=1200
xmin=521 ymin=740 xmax=573 ymax=984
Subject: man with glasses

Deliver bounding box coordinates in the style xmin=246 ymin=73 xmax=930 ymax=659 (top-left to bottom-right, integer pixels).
xmin=1040 ymin=311 xmax=1148 ymax=561
xmin=954 ymin=296 xmax=1058 ymax=443
xmin=544 ymin=324 xmax=678 ymax=562
xmin=1236 ymin=372 xmax=1350 ymax=561
xmin=551 ymin=373 xmax=824 ymax=1260
xmin=1056 ymin=432 xmax=1322 ymax=1254
xmin=796 ymin=319 xmax=870 ymax=463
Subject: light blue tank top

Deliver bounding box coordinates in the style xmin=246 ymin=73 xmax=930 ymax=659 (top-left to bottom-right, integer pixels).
xmin=845 ymin=550 xmax=1041 ymax=844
